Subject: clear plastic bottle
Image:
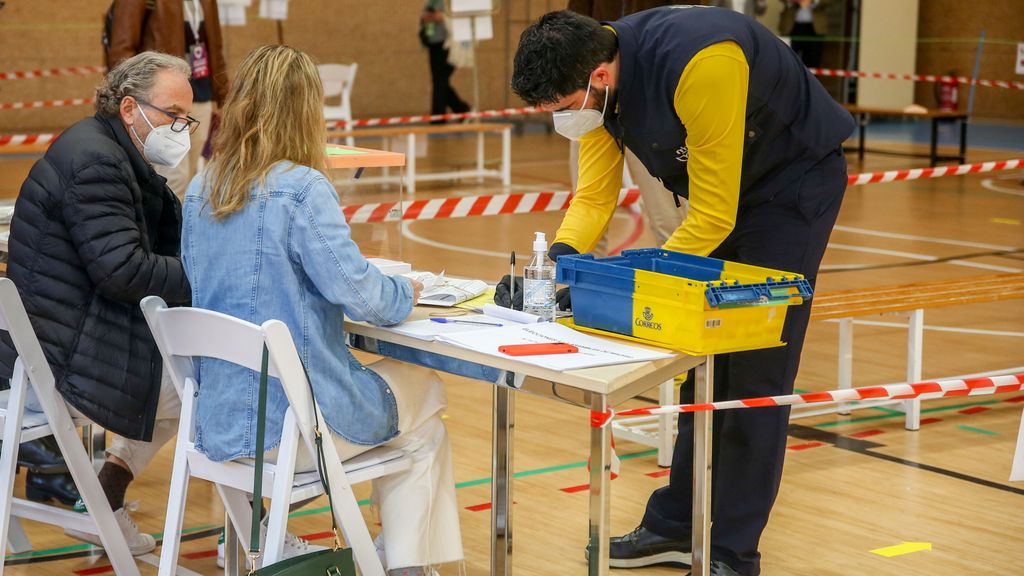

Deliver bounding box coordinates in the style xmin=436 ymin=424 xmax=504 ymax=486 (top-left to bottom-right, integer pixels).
xmin=522 ymin=232 xmax=556 ymax=321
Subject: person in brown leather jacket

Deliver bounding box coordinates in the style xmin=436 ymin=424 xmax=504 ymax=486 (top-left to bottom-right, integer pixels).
xmin=107 ymin=0 xmax=227 ymax=198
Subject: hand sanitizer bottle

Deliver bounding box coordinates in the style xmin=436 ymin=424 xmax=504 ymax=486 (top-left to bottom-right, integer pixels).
xmin=523 ymin=232 xmax=556 ymax=321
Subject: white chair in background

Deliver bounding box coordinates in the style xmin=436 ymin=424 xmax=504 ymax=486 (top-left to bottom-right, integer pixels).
xmin=319 ymin=63 xmax=359 ymax=147
xmin=142 ymin=296 xmax=410 ymax=576
xmin=0 ymin=278 xmax=139 ymax=576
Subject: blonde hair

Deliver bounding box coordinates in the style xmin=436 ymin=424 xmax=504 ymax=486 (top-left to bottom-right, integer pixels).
xmin=206 ymin=45 xmax=328 ymax=219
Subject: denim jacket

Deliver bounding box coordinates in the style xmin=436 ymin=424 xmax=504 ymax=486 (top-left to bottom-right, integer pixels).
xmin=184 ymin=163 xmax=408 ymax=460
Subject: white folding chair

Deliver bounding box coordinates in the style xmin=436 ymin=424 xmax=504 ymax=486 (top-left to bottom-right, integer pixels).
xmin=319 ymin=63 xmax=359 ymax=147
xmin=142 ymin=296 xmax=409 ymax=576
xmin=0 ymin=278 xmax=139 ymax=575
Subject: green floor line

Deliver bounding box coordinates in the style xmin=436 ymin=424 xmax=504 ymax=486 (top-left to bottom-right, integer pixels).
xmin=957 ymin=425 xmax=998 ymax=436
xmin=3 ymin=523 xmax=218 ymax=561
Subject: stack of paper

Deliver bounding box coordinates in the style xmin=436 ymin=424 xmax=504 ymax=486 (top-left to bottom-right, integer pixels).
xmin=402 ymin=272 xmax=487 ymax=307
xmin=390 ymin=304 xmax=539 ymax=342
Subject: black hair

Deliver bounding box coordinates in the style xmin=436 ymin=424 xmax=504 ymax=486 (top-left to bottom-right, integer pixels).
xmin=511 ymin=11 xmax=618 ymax=106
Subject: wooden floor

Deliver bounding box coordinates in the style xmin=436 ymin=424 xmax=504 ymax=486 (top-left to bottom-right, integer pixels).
xmin=2 ymin=129 xmax=1023 ymax=575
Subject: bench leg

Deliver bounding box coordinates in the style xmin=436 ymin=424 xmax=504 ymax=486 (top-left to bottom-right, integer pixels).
xmin=958 ymin=117 xmax=968 ymax=164
xmin=858 ymin=113 xmax=866 ymax=162
xmin=382 ymin=137 xmax=390 ymax=184
xmin=406 ymin=133 xmax=416 ymax=195
xmin=476 ymin=132 xmax=485 ymax=184
xmin=905 ymin=309 xmax=924 ymax=431
xmin=930 ymin=118 xmax=939 ymax=167
xmin=657 ymin=379 xmax=675 ymax=468
xmin=502 ymin=127 xmax=511 ymax=188
xmin=837 ymin=317 xmax=854 ymax=415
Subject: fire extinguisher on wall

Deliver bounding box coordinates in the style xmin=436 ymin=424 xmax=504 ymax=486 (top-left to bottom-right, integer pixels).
xmin=935 ymin=71 xmax=959 ymax=112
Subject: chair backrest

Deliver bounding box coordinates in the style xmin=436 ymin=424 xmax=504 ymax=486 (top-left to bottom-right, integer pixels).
xmin=318 ymin=63 xmax=358 ymax=124
xmin=0 ymin=278 xmax=56 ymax=392
xmin=140 ymin=297 xmax=340 ymax=469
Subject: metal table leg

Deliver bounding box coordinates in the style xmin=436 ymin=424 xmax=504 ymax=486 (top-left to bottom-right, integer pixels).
xmin=491 ymin=374 xmax=516 ymax=575
xmin=691 ymin=356 xmax=714 ymax=576
xmin=587 ymin=393 xmax=612 ymax=576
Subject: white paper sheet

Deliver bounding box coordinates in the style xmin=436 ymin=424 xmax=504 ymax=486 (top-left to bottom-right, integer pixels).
xmin=436 ymin=322 xmax=672 ymax=371
xmin=390 ymin=315 xmax=510 ymax=341
xmin=218 ymin=4 xmax=247 ymax=26
xmin=451 ymin=0 xmax=492 ymax=14
xmin=258 ymin=0 xmax=288 ymax=20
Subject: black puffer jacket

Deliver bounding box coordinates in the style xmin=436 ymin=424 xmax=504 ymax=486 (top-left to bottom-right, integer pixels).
xmin=0 ymin=113 xmax=191 ymax=441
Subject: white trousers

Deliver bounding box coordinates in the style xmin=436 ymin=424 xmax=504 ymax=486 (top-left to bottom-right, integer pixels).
xmin=272 ymin=359 xmax=462 ymax=571
xmin=569 ymin=141 xmax=689 ymax=255
xmin=155 ymin=100 xmax=214 ymax=200
xmin=25 ymin=370 xmax=181 ymax=480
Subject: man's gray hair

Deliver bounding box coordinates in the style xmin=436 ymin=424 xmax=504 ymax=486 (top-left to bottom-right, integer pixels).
xmin=95 ymin=52 xmax=190 ymax=116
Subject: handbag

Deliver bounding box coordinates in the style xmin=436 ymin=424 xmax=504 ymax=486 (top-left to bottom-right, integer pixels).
xmin=246 ymin=344 xmax=357 ymax=576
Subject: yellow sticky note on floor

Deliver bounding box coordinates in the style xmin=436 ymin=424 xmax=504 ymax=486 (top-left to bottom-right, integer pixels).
xmin=870 ymin=542 xmax=932 ymax=557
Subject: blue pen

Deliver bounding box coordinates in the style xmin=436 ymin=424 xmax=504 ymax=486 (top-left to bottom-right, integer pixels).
xmin=430 ymin=318 xmax=503 ymax=327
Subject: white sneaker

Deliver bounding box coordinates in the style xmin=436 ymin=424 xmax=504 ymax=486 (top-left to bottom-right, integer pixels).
xmin=65 ymin=506 xmax=156 ymax=556
xmin=216 ymin=523 xmax=327 ymax=568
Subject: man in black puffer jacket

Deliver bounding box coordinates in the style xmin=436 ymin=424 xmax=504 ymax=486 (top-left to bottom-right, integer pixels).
xmin=0 ymin=52 xmax=193 ymax=555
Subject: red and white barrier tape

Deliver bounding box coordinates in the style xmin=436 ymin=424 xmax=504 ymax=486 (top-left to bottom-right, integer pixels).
xmin=0 ymin=66 xmax=106 ymax=81
xmin=328 ymin=106 xmax=542 ymax=128
xmin=341 ymin=189 xmax=641 ymax=223
xmin=0 ymin=133 xmax=58 ymax=147
xmin=0 ymin=98 xmax=93 ymax=110
xmin=848 ymin=158 xmax=1023 ymax=185
xmin=810 ymin=67 xmax=1024 ymax=91
xmin=590 ymin=373 xmax=1024 ymax=428
xmin=336 ymin=158 xmax=1022 ymax=224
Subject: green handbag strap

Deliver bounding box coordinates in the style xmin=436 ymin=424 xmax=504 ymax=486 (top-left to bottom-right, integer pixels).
xmin=249 ymin=344 xmax=343 ymax=570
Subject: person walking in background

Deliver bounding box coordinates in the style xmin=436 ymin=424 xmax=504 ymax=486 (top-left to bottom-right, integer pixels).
xmin=779 ymin=0 xmax=828 ymax=68
xmin=105 ymin=0 xmax=228 ymax=197
xmin=420 ymin=0 xmax=471 ymax=122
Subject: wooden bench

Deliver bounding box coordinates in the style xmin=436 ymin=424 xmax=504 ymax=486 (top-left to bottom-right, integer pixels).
xmin=797 ymin=273 xmax=1024 ymax=429
xmin=843 ymin=104 xmax=968 ymax=167
xmin=327 ymin=122 xmax=512 ymax=194
xmin=613 ymin=273 xmax=1024 ymax=466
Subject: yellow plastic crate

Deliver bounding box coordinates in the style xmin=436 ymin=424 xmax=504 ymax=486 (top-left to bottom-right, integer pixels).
xmin=555 ymin=249 xmax=812 ymax=355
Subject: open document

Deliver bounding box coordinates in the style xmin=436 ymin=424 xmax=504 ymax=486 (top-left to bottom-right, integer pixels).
xmin=390 ymin=304 xmax=539 ymax=341
xmin=437 ymin=322 xmax=673 ymax=371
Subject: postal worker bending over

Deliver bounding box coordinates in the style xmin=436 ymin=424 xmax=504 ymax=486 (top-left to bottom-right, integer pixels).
xmin=511 ymin=6 xmax=854 ymax=575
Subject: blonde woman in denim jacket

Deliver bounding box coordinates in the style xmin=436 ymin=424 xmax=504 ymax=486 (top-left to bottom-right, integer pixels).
xmin=182 ymin=45 xmax=495 ymax=576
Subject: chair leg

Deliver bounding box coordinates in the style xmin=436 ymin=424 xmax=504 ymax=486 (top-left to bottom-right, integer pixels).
xmin=6 ymin=518 xmax=32 ymax=555
xmin=0 ymin=367 xmax=30 ymax=573
xmin=156 ymin=443 xmax=192 ymax=575
xmin=322 ymin=460 xmax=385 ymax=576
xmin=217 ymin=485 xmax=255 ymax=558
xmin=264 ymin=432 xmax=301 ymax=565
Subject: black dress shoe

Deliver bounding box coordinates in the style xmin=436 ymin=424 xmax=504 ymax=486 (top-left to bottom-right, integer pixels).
xmin=17 ymin=437 xmax=69 ymax=474
xmin=25 ymin=471 xmax=81 ymax=506
xmin=586 ymin=526 xmax=692 ymax=568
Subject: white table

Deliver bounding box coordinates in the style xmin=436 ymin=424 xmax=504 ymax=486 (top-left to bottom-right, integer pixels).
xmin=345 ymin=309 xmax=717 ymax=576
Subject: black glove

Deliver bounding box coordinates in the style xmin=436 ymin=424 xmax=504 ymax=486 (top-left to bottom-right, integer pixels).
xmin=494 ymin=275 xmax=524 ymax=311
xmin=556 ymin=286 xmax=572 ymax=311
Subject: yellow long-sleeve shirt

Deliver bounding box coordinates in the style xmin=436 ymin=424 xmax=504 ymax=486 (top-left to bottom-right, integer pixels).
xmin=554 ymin=41 xmax=750 ymax=257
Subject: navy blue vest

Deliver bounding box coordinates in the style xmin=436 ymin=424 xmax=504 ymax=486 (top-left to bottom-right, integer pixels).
xmin=606 ymin=6 xmax=854 ymax=208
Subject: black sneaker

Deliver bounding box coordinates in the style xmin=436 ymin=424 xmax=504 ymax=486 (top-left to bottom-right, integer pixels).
xmin=586 ymin=526 xmax=691 ymax=568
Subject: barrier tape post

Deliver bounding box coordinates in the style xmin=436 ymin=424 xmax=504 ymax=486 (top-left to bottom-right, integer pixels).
xmin=590 ymin=373 xmax=1024 ymax=428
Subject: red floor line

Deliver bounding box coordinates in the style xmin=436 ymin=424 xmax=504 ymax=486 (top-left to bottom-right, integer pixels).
xmin=608 ymin=210 xmax=646 ymax=256
xmin=560 ymin=483 xmax=591 ymax=493
xmin=646 ymin=469 xmax=672 ymax=478
xmin=919 ymin=417 xmax=943 ymax=425
xmin=787 ymin=442 xmax=825 ymax=451
xmin=1005 ymin=395 xmax=1024 ymax=404
xmin=849 ymin=429 xmax=885 ymax=438
xmin=958 ymin=406 xmax=991 ymax=415
xmin=466 ymin=502 xmax=492 ymax=512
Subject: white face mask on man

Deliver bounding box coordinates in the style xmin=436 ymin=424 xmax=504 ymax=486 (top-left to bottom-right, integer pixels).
xmin=551 ymin=76 xmax=609 ymax=141
xmin=130 ymin=102 xmax=191 ymax=168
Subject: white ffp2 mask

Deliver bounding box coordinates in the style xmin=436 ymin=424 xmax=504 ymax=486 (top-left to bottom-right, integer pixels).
xmin=551 ymin=77 xmax=609 ymax=141
xmin=131 ymin=106 xmax=191 ymax=168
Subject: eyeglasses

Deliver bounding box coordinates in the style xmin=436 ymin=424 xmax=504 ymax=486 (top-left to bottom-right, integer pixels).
xmin=138 ymin=99 xmax=201 ymax=134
